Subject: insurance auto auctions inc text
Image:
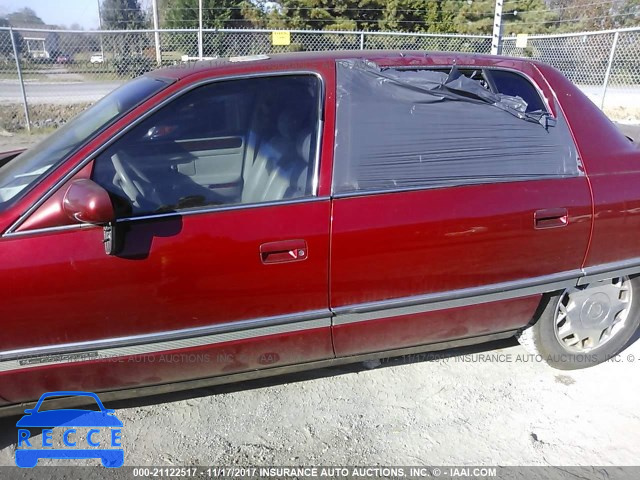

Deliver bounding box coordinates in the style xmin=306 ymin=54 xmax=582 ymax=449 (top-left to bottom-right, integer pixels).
xmin=197 ymin=467 xmax=497 ymax=478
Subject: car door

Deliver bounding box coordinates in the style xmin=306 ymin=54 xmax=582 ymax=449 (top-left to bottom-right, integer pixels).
xmin=329 ymin=61 xmax=592 ymax=356
xmin=0 ymin=73 xmax=333 ymax=404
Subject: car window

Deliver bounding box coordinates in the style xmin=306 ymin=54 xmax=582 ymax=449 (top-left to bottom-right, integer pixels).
xmin=487 ymin=69 xmax=547 ymax=113
xmin=0 ymin=76 xmax=169 ymax=209
xmin=333 ymin=60 xmax=580 ymax=195
xmin=92 ymin=75 xmax=321 ymax=217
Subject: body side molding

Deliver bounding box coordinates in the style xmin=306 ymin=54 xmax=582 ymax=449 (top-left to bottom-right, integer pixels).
xmin=0 ymin=329 xmax=518 ymax=416
xmin=2 ymin=256 xmax=640 ymax=372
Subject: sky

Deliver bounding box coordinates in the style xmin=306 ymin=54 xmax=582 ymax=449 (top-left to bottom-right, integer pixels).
xmin=0 ymin=0 xmax=151 ymax=29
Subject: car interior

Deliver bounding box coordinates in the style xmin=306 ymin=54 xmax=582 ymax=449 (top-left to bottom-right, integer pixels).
xmin=92 ymin=75 xmax=320 ymax=217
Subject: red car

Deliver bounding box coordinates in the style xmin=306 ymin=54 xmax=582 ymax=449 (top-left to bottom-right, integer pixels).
xmin=0 ymin=51 xmax=638 ymax=414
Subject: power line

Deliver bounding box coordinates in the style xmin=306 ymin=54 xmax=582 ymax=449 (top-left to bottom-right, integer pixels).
xmin=94 ymin=0 xmax=640 ymax=28
xmin=99 ymin=0 xmax=632 ymax=19
xmin=505 ymin=0 xmax=623 ymax=16
xmin=507 ymin=11 xmax=640 ymax=25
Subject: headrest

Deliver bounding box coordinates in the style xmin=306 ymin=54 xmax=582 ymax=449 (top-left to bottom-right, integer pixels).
xmin=297 ymin=133 xmax=312 ymax=164
xmin=277 ymin=110 xmax=298 ymax=140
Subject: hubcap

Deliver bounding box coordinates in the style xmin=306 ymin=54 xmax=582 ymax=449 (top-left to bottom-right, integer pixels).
xmin=554 ymin=276 xmax=633 ymax=352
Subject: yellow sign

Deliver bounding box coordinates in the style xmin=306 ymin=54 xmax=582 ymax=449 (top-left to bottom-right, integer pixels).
xmin=272 ymin=31 xmax=291 ymax=46
xmin=515 ymin=34 xmax=528 ymax=48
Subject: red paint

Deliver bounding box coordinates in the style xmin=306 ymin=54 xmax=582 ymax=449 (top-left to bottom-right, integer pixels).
xmin=15 ymin=163 xmax=93 ymax=232
xmin=62 ymin=179 xmax=115 ymax=225
xmin=333 ymin=296 xmax=542 ymax=356
xmin=0 ymin=51 xmax=635 ymax=407
xmin=331 ymin=179 xmax=591 ymax=307
xmin=0 ymin=201 xmax=331 ymax=351
xmin=0 ymin=329 xmax=332 ymax=404
xmin=533 ymin=64 xmax=640 ymax=267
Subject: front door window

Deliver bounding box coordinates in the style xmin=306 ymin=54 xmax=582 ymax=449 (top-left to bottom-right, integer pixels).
xmin=92 ymin=75 xmax=321 ymax=217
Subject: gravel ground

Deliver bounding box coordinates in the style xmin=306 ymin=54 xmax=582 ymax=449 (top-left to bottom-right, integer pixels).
xmin=0 ymin=126 xmax=639 ymax=472
xmin=0 ymin=340 xmax=638 ymax=469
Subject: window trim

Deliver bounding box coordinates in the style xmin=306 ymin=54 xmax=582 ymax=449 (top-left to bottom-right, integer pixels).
xmin=331 ymin=176 xmax=578 ymax=200
xmin=5 ymin=71 xmax=326 ymax=236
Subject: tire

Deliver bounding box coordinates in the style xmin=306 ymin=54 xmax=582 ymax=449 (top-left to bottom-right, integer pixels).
xmin=516 ymin=275 xmax=640 ymax=370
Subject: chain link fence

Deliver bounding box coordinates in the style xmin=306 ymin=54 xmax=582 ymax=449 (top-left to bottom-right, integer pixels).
xmin=502 ymin=27 xmax=640 ymax=115
xmin=0 ymin=26 xmax=638 ymax=131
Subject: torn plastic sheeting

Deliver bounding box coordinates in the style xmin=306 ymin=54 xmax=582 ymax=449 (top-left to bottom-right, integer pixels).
xmin=333 ymin=59 xmax=581 ymax=194
xmin=343 ymin=60 xmax=546 ymax=124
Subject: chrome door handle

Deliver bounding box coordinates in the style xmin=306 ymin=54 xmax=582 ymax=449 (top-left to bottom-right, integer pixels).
xmin=534 ymin=208 xmax=568 ymax=229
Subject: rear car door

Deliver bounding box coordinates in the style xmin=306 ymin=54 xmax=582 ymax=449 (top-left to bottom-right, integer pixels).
xmin=329 ymin=61 xmax=592 ymax=356
xmin=0 ymin=73 xmax=333 ymax=404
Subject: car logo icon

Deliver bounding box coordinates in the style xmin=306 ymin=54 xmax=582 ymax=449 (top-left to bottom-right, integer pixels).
xmin=15 ymin=391 xmax=123 ymax=468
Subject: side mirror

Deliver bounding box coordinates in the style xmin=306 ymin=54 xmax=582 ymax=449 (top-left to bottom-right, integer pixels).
xmin=63 ymin=179 xmax=121 ymax=255
xmin=62 ymin=179 xmax=115 ymax=225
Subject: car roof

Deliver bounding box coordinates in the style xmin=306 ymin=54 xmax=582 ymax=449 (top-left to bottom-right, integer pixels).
xmin=149 ymin=50 xmax=540 ymax=81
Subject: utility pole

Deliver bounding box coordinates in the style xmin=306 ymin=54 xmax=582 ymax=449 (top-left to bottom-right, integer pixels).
xmin=152 ymin=0 xmax=162 ymax=66
xmin=491 ymin=0 xmax=504 ymax=55
xmin=198 ymin=0 xmax=203 ymax=60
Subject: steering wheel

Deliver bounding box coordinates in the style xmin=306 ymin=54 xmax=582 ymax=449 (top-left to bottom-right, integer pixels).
xmin=111 ymin=152 xmax=161 ymax=210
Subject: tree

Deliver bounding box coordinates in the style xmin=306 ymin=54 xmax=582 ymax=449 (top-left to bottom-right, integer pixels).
xmin=617 ymin=0 xmax=640 ymax=27
xmin=548 ymin=0 xmax=640 ymax=32
xmin=101 ymin=0 xmax=149 ymax=59
xmin=161 ymin=0 xmax=253 ymax=29
xmin=5 ymin=7 xmax=45 ymax=27
xmin=255 ymin=0 xmax=389 ymax=31
xmin=501 ymin=0 xmax=558 ymax=34
xmin=378 ymin=0 xmax=456 ymax=33
xmin=0 ymin=17 xmax=23 ymax=58
xmin=101 ymin=0 xmax=148 ymax=29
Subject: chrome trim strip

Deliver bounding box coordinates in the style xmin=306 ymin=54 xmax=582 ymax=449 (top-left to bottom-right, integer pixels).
xmin=3 ymin=257 xmax=640 ymax=371
xmin=5 ymin=71 xmax=326 ymax=236
xmin=3 ymin=196 xmax=331 ymax=237
xmin=0 ymin=329 xmax=516 ymax=416
xmin=0 ymin=316 xmax=331 ymax=373
xmin=333 ymin=270 xmax=582 ymax=326
xmin=331 ymin=175 xmax=578 ymax=200
xmin=2 ymin=222 xmax=96 ymax=238
xmin=0 ymin=309 xmax=330 ymax=362
xmin=579 ymin=257 xmax=640 ymax=285
xmin=115 ymin=196 xmax=330 ymax=224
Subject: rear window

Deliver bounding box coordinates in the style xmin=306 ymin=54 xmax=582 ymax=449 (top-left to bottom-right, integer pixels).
xmin=487 ymin=69 xmax=547 ymax=113
xmin=332 ymin=60 xmax=581 ymax=195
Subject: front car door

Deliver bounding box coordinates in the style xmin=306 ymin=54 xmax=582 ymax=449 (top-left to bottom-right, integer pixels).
xmin=0 ymin=72 xmax=333 ymax=404
xmin=329 ymin=58 xmax=592 ymax=356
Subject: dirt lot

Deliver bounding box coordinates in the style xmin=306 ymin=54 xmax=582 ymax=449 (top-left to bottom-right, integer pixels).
xmin=0 ymin=126 xmax=638 ymax=473
xmin=1 ymin=340 xmax=639 ymax=471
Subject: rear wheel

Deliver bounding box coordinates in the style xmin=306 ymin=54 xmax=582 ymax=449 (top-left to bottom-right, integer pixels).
xmin=516 ymin=276 xmax=640 ymax=369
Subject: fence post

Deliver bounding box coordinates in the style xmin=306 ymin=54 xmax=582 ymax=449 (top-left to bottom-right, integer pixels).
xmin=360 ymin=32 xmax=365 ymax=50
xmin=10 ymin=27 xmax=31 ymax=133
xmin=600 ymin=31 xmax=620 ymax=110
xmin=97 ymin=0 xmax=105 ymax=60
xmin=152 ymin=0 xmax=162 ymax=66
xmin=198 ymin=0 xmax=203 ymax=59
